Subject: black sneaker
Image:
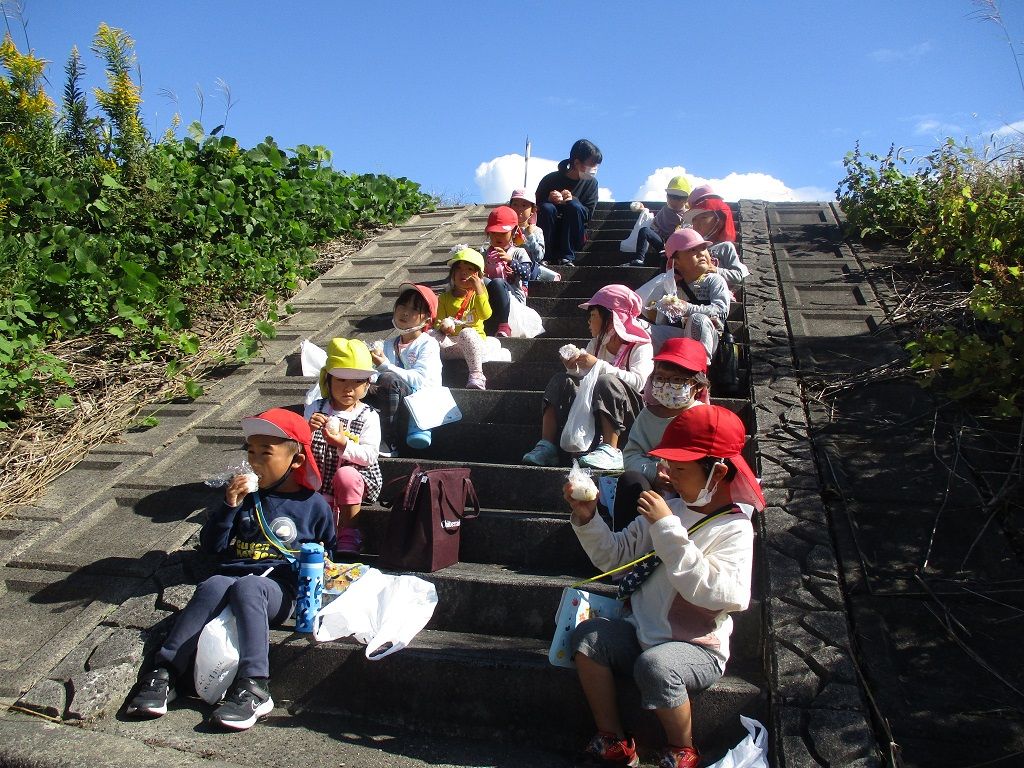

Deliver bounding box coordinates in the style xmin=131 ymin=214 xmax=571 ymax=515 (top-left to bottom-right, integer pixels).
xmin=210 ymin=677 xmax=274 ymax=731
xmin=125 ymin=668 xmax=176 ymax=717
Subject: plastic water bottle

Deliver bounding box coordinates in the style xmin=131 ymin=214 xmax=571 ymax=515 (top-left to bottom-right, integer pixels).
xmin=295 ymin=543 xmax=325 ymax=633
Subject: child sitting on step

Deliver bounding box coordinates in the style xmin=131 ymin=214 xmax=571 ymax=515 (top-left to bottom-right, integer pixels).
xmin=433 ymin=246 xmax=492 ymax=390
xmin=628 ymin=175 xmax=692 ymax=268
xmin=366 ymin=283 xmax=442 ymax=455
xmin=125 ymin=408 xmax=334 ymax=731
xmin=508 ymin=188 xmax=561 ymax=282
xmin=615 ymin=337 xmax=710 ymax=531
xmin=482 ymin=205 xmax=533 ymax=337
xmin=564 ymin=405 xmax=763 ymax=768
xmin=636 ymin=228 xmax=730 ymax=362
xmin=522 ymin=284 xmax=653 ymax=472
xmin=305 ymin=338 xmax=382 ymax=556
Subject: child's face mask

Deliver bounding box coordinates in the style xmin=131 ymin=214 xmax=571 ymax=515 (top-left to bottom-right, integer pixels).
xmin=650 ymin=380 xmax=694 ymax=410
xmin=682 ymin=464 xmax=721 ymax=508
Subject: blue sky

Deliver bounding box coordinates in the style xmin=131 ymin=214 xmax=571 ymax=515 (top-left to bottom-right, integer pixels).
xmin=11 ymin=0 xmax=1023 ymax=203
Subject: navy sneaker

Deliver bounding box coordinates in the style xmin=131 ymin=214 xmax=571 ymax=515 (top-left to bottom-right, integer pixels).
xmin=125 ymin=667 xmax=176 ymax=717
xmin=210 ymin=677 xmax=274 ymax=731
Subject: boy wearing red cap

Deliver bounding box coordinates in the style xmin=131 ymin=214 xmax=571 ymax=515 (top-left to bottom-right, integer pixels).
xmin=564 ymin=405 xmax=763 ymax=768
xmin=126 ymin=408 xmax=334 ymax=731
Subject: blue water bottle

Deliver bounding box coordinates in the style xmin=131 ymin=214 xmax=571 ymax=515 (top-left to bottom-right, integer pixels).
xmin=295 ymin=543 xmax=325 ymax=633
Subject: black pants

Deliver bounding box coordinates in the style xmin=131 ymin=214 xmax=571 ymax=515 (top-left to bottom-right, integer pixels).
xmin=612 ymin=470 xmax=653 ymax=531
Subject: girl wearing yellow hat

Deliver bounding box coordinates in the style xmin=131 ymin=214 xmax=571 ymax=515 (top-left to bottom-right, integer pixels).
xmin=432 ymin=246 xmax=493 ymax=389
xmin=303 ymin=337 xmax=382 ymax=555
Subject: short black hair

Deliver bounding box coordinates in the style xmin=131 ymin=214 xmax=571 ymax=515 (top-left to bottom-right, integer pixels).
xmin=569 ymin=138 xmax=602 ymax=166
xmin=697 ymin=455 xmax=738 ymax=483
xmin=395 ymin=288 xmax=430 ymax=317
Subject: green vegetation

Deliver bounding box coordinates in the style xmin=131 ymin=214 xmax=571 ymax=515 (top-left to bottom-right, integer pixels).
xmin=0 ymin=27 xmax=434 ymax=427
xmin=837 ymin=139 xmax=1024 ymax=417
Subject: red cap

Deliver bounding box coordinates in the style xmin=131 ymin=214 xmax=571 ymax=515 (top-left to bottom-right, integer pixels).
xmin=240 ymin=408 xmax=322 ymax=491
xmin=399 ymin=282 xmax=438 ymax=326
xmin=649 ymin=405 xmax=765 ymax=513
xmin=653 ymin=337 xmax=708 ymax=375
xmin=486 ymin=205 xmax=519 ymax=233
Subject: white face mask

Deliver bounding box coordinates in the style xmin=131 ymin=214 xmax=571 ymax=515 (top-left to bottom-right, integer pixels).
xmin=579 ymin=165 xmax=598 ymax=179
xmin=682 ymin=464 xmax=721 ymax=508
xmin=392 ymin=318 xmax=421 ymax=333
xmin=650 ymin=381 xmax=694 ymax=410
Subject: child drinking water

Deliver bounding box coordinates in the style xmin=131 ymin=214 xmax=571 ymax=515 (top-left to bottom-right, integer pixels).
xmin=434 ymin=246 xmax=492 ymax=390
xmin=636 ymin=228 xmax=731 ymax=361
xmin=522 ymin=284 xmax=653 ymax=472
xmin=564 ymin=405 xmax=764 ymax=768
xmin=366 ymin=283 xmax=442 ymax=455
xmin=305 ymin=338 xmax=381 ymax=556
xmin=126 ymin=408 xmax=334 ymax=731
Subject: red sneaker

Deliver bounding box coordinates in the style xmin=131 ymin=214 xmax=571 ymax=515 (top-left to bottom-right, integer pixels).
xmin=576 ymin=731 xmax=639 ymax=767
xmin=496 ymin=323 xmax=512 ymax=338
xmin=658 ymin=745 xmax=700 ymax=768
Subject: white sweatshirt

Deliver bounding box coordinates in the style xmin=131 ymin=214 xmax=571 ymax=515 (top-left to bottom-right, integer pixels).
xmin=572 ymin=499 xmax=753 ymax=667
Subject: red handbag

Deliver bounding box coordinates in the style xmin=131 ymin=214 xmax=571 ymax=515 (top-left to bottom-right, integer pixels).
xmin=379 ymin=466 xmax=480 ymax=572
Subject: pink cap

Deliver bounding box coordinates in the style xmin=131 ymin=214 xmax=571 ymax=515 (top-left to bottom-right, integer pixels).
xmin=509 ymin=188 xmax=536 ymax=205
xmin=687 ymin=184 xmax=720 ymax=207
xmin=665 ymin=228 xmax=713 ymax=260
xmin=578 ymin=284 xmax=651 ymax=344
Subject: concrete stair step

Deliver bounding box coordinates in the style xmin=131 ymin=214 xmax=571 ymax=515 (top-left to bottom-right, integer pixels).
xmin=270 ymin=627 xmax=765 ymax=753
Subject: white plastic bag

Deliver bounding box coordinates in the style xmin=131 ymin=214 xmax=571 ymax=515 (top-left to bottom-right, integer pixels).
xmin=507 ymin=297 xmax=545 ymax=338
xmin=619 ymin=207 xmax=655 ymax=253
xmin=560 ymin=365 xmax=601 ymax=453
xmin=312 ymin=567 xmax=438 ymax=660
xmin=403 ymin=386 xmax=462 ymax=430
xmin=705 ymin=716 xmax=768 ymax=768
xmin=301 ymin=339 xmax=329 ymax=404
xmin=193 ymin=607 xmax=239 ymax=704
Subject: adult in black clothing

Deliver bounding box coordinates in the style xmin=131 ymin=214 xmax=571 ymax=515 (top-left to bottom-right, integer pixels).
xmin=535 ymin=138 xmax=602 ymax=265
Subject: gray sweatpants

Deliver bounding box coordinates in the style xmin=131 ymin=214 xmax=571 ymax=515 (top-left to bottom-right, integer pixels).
xmin=570 ymin=617 xmax=723 ymax=710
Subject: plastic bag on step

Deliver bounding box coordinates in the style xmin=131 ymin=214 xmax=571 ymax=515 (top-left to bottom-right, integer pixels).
xmin=619 ymin=204 xmax=655 ymax=253
xmin=193 ymin=606 xmax=239 ymax=704
xmin=704 ymin=716 xmax=768 ymax=768
xmin=312 ymin=567 xmax=438 ymax=659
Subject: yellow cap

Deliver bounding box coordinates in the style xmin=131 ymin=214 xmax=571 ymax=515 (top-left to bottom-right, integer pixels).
xmin=447 ymin=246 xmax=485 ymax=273
xmin=665 ymin=176 xmax=692 ymax=197
xmin=319 ymin=337 xmax=373 ymax=395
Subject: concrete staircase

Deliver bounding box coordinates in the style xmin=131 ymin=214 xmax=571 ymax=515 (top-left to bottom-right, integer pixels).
xmin=266 ymin=202 xmax=768 ymax=754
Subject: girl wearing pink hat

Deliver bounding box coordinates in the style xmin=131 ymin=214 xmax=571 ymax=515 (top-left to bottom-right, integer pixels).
xmin=564 ymin=405 xmax=763 ymax=768
xmin=635 ymin=228 xmax=731 ymax=363
xmin=523 ymin=284 xmax=653 ymax=471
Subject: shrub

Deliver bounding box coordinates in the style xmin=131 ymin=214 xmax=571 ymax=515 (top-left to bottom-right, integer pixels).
xmin=0 ymin=29 xmax=435 ymax=426
xmin=837 ymin=139 xmax=1024 ymax=417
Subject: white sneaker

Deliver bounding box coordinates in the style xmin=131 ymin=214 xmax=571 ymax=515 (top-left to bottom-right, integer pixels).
xmin=577 ymin=444 xmax=623 ymax=471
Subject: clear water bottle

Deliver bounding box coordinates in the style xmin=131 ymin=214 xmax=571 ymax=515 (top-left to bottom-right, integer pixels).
xmin=295 ymin=543 xmax=324 ymax=633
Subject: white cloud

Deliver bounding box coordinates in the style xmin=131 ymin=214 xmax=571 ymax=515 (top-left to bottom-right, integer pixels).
xmin=915 ymin=117 xmax=963 ymax=136
xmin=869 ymin=41 xmax=932 ymax=63
xmin=632 ymin=166 xmax=830 ymax=202
xmin=474 ymin=153 xmax=557 ymax=204
xmin=474 ymin=153 xmax=616 ymax=203
xmin=993 ymin=119 xmax=1024 ymax=138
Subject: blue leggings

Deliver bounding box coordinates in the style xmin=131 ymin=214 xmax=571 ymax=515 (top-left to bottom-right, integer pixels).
xmin=154 ymin=573 xmax=292 ymax=680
